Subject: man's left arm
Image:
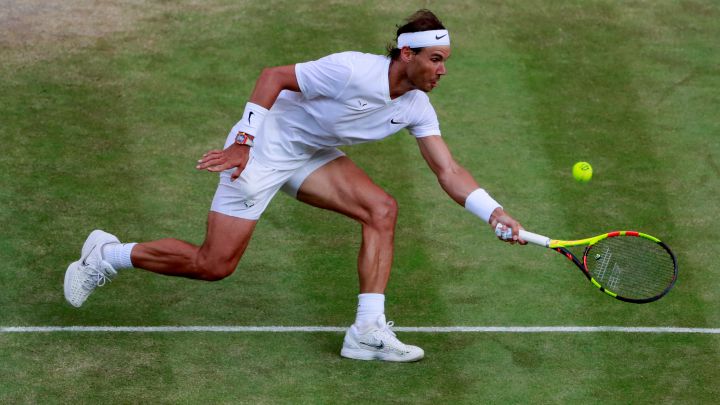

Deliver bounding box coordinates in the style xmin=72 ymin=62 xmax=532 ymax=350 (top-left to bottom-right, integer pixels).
xmin=416 ymin=135 xmax=525 ymax=243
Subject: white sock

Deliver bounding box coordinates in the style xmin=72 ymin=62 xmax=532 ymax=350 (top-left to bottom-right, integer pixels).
xmin=354 ymin=293 xmax=385 ymax=331
xmin=101 ymin=242 xmax=137 ymax=270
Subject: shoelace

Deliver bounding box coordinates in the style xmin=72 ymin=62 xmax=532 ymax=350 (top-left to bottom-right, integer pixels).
xmin=375 ymin=320 xmax=409 ymax=352
xmin=383 ymin=321 xmax=397 ymax=337
xmin=81 ymin=267 xmax=112 ymax=290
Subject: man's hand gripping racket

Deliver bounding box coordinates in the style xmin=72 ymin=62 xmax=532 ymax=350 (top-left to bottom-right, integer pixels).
xmin=495 ymin=225 xmax=678 ymax=303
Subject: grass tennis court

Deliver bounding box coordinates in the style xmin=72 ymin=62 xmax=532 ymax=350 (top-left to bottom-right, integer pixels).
xmin=1 ymin=0 xmax=719 ymax=402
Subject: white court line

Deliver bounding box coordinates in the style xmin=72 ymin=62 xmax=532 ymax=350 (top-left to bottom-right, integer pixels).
xmin=1 ymin=326 xmax=720 ymax=334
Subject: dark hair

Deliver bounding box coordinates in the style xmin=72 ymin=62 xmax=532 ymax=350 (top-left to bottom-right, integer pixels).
xmin=387 ymin=9 xmax=446 ymax=60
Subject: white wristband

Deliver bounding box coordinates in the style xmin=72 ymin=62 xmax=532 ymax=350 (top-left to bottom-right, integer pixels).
xmin=464 ymin=188 xmax=502 ymax=223
xmin=236 ymin=102 xmax=268 ymax=135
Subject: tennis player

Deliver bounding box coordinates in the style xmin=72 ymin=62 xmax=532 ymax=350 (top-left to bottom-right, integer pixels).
xmin=64 ymin=9 xmax=525 ymax=362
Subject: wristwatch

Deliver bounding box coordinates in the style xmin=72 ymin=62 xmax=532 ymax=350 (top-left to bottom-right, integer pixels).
xmin=235 ymin=131 xmax=255 ymax=147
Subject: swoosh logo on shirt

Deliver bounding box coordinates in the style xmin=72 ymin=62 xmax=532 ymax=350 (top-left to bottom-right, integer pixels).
xmin=248 ymin=111 xmax=254 ymax=125
xmin=390 ymin=118 xmax=404 ymax=125
xmin=435 ymin=34 xmax=447 ymax=40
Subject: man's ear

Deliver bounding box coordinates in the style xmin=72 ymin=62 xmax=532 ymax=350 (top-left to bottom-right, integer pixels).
xmin=399 ymin=46 xmax=415 ymax=63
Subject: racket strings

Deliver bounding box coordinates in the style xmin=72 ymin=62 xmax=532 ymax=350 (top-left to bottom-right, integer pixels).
xmin=585 ymin=236 xmax=676 ymax=300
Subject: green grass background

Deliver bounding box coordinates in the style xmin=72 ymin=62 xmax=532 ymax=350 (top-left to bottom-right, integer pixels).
xmin=1 ymin=0 xmax=719 ymax=402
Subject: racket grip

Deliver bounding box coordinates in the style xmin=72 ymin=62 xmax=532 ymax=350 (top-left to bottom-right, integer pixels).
xmin=494 ymin=224 xmax=551 ymax=247
xmin=518 ymin=230 xmax=551 ymax=247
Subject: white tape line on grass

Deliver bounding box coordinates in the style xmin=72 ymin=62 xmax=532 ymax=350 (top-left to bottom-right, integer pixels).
xmin=2 ymin=326 xmax=720 ymax=334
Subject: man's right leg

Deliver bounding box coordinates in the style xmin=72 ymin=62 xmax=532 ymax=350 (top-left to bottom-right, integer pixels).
xmin=65 ymin=149 xmax=295 ymax=307
xmin=131 ymin=211 xmax=257 ymax=281
xmin=64 ymin=211 xmax=257 ymax=307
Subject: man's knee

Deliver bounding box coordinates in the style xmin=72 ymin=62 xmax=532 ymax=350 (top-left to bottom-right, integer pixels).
xmin=195 ymin=212 xmax=256 ymax=281
xmin=193 ymin=256 xmax=237 ymax=281
xmin=366 ymin=194 xmax=398 ymax=230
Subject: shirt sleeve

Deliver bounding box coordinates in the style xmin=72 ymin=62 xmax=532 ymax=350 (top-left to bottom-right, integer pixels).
xmin=295 ymin=52 xmax=354 ymax=100
xmin=407 ymin=97 xmax=441 ymax=138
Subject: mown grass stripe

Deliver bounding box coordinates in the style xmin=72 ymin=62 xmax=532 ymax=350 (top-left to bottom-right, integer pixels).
xmin=2 ymin=326 xmax=719 ymax=334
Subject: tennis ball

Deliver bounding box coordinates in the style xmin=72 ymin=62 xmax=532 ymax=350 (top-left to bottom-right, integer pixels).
xmin=572 ymin=161 xmax=593 ymax=183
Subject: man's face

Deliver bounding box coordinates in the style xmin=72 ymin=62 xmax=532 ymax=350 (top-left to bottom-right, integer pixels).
xmin=405 ymin=45 xmax=451 ymax=92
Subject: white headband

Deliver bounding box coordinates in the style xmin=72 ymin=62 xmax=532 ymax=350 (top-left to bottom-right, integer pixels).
xmin=397 ymin=29 xmax=450 ymax=48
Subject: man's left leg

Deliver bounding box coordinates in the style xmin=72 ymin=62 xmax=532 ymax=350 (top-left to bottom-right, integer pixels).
xmin=283 ymin=152 xmax=423 ymax=362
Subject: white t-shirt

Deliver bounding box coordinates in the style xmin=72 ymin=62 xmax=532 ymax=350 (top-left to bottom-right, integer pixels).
xmin=227 ymin=51 xmax=442 ymax=170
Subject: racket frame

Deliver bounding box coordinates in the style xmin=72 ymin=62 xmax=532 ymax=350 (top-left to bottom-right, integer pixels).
xmin=518 ymin=229 xmax=678 ymax=303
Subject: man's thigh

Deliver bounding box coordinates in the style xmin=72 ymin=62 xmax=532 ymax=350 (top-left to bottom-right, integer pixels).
xmin=198 ymin=211 xmax=258 ymax=269
xmin=280 ymin=148 xmax=346 ymax=198
xmin=291 ymin=155 xmax=393 ymax=221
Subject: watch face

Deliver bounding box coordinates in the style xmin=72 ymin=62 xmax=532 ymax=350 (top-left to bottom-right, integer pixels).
xmin=236 ymin=132 xmax=253 ymax=146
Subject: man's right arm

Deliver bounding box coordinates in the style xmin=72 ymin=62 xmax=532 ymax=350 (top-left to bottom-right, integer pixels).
xmin=195 ymin=64 xmax=299 ymax=178
xmin=248 ymin=65 xmax=300 ymax=109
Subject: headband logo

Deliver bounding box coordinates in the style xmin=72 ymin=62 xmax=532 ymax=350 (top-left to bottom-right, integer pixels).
xmin=397 ymin=29 xmax=450 ymax=48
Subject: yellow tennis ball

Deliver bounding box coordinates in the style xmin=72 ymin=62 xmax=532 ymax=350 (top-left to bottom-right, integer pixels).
xmin=572 ymin=161 xmax=593 ymax=183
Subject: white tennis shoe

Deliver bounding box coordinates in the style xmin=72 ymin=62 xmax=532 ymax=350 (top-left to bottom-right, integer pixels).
xmin=64 ymin=230 xmax=119 ymax=308
xmin=341 ymin=314 xmax=424 ymax=362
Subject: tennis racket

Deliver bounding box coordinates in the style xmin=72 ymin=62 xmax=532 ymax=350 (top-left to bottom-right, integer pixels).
xmin=495 ymin=225 xmax=678 ymax=303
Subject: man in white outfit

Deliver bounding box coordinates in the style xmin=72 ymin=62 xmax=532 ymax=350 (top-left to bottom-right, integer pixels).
xmin=64 ymin=9 xmax=525 ymax=362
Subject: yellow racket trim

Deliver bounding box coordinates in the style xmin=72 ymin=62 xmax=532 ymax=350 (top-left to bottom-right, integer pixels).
xmin=549 ymin=235 xmax=605 ymax=249
xmin=548 ymin=231 xmax=662 ymax=249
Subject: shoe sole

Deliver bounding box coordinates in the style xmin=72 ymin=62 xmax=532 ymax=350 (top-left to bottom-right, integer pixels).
xmin=340 ymin=347 xmax=424 ymax=362
xmin=63 ymin=261 xmax=82 ymax=308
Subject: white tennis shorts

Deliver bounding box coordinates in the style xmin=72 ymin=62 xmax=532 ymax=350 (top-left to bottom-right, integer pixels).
xmin=210 ymin=147 xmax=344 ymax=220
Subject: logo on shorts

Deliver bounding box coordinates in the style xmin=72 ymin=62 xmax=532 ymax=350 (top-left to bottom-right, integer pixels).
xmin=242 ymin=200 xmax=256 ymax=208
xmin=390 ymin=118 xmax=404 ymax=125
